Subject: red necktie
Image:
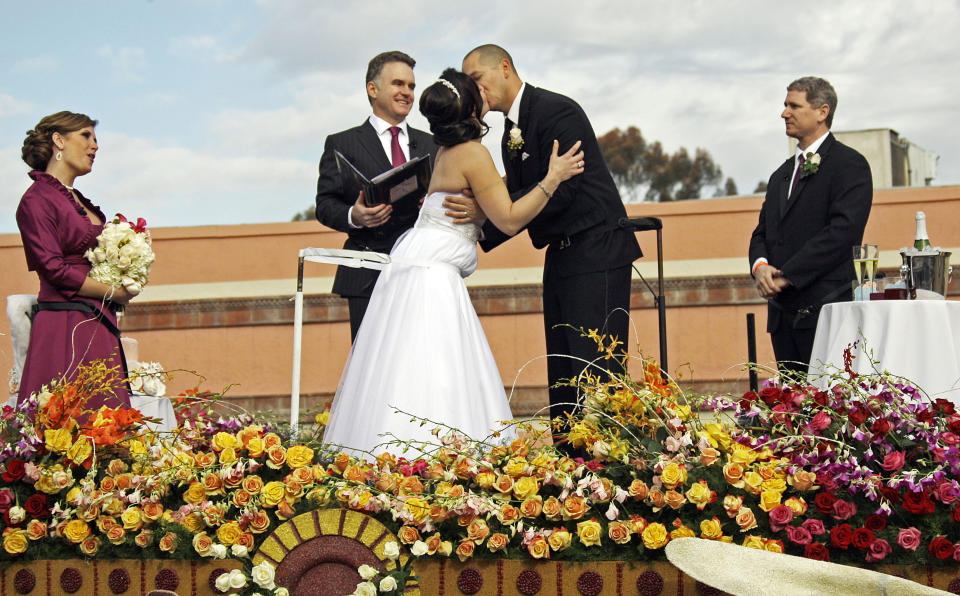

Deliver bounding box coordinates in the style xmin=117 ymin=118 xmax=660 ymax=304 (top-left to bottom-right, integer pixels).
xmin=390 ymin=126 xmax=406 ymax=168
xmin=790 ymin=153 xmax=805 ymax=198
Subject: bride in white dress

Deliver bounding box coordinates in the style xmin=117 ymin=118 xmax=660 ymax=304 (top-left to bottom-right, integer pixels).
xmin=322 ymin=68 xmax=585 ymax=458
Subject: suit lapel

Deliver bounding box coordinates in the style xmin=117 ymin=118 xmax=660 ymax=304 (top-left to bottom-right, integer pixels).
xmin=776 ymin=157 xmax=793 ymax=221
xmin=356 ymin=120 xmax=393 ymax=173
xmin=781 ymin=132 xmax=835 ymax=220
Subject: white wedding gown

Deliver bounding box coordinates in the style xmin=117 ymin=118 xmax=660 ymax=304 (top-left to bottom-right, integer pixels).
xmin=322 ymin=192 xmax=515 ymax=458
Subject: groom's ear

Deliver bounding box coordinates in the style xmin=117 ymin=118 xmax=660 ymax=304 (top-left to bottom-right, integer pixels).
xmin=499 ymin=59 xmax=512 ymax=79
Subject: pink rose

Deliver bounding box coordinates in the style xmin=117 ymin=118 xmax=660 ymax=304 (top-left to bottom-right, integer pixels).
xmin=941 ymin=432 xmax=959 ymax=446
xmin=768 ymin=505 xmax=794 ymax=532
xmin=896 ymin=527 xmax=922 ymax=551
xmin=831 ymin=499 xmax=857 ymax=521
xmin=880 ymin=451 xmax=905 ymax=473
xmin=785 ymin=525 xmax=812 ymax=545
xmin=866 ymin=538 xmax=891 ymax=562
xmin=805 ymin=411 xmax=832 ymax=433
xmin=0 ymin=489 xmax=14 ymax=512
xmin=801 ymin=518 xmax=826 ymax=536
xmin=936 ymin=481 xmax=959 ymax=505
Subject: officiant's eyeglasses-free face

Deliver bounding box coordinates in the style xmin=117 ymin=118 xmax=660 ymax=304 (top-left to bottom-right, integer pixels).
xmin=368 ymin=61 xmax=416 ymax=125
xmin=782 ymin=90 xmax=828 ymax=141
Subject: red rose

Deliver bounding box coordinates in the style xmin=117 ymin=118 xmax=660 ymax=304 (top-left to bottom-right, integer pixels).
xmin=740 ymin=391 xmax=758 ymax=403
xmin=814 ymin=492 xmax=838 ymax=515
xmin=852 ymin=527 xmax=875 ymax=550
xmin=768 ymin=505 xmax=795 ymax=532
xmin=866 ymin=538 xmax=891 ymax=562
xmin=879 ymin=487 xmax=901 ymax=506
xmin=804 ymin=542 xmax=830 ymax=561
xmin=948 ymin=416 xmax=960 ymax=434
xmin=952 ymin=505 xmax=960 ymax=524
xmin=848 ymin=408 xmax=866 ymax=426
xmin=812 ymin=391 xmax=829 ymax=407
xmin=24 ymin=494 xmax=49 ymax=518
xmin=917 ymin=409 xmax=935 ymax=424
xmin=935 ymin=398 xmax=956 ymax=416
xmin=2 ymin=459 xmax=26 ymax=482
xmin=870 ymin=418 xmax=892 ymax=436
xmin=864 ymin=514 xmax=887 ymax=532
xmin=758 ymin=387 xmax=782 ymax=406
xmin=929 ymin=536 xmax=955 ymax=560
xmin=830 ymin=524 xmax=852 ymax=550
xmin=831 ymin=499 xmax=857 ymax=520
xmin=902 ymin=490 xmax=936 ymax=515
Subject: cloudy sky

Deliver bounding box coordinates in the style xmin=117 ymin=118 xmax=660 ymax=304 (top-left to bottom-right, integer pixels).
xmin=1 ymin=0 xmax=957 ymax=233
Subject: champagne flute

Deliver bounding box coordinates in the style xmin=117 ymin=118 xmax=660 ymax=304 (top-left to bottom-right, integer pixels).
xmin=852 ymin=244 xmax=879 ymax=300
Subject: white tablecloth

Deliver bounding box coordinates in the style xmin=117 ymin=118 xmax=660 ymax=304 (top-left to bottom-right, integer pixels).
xmin=808 ymin=301 xmax=960 ymax=402
xmin=130 ymin=393 xmax=178 ymax=433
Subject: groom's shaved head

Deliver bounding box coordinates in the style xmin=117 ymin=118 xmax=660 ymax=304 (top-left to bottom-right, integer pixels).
xmin=464 ymin=44 xmax=517 ymax=74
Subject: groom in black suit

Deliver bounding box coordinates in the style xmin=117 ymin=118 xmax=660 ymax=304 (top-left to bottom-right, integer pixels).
xmin=749 ymin=76 xmax=872 ymax=374
xmin=315 ymin=51 xmax=444 ymax=340
xmin=463 ymin=45 xmax=642 ymax=440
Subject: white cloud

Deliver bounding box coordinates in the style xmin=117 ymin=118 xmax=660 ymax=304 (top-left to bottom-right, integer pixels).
xmin=0 ymin=94 xmax=34 ymax=119
xmin=97 ymin=45 xmax=148 ymax=82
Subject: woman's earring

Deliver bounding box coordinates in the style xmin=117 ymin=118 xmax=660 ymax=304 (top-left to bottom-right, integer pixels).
xmin=55 ymin=151 xmax=63 ymax=161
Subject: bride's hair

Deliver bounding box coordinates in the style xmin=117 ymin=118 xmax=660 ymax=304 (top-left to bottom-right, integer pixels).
xmin=419 ymin=68 xmax=488 ymax=147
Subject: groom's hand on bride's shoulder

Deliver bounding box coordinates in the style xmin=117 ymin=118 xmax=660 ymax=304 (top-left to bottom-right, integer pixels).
xmin=350 ymin=191 xmax=392 ymax=228
xmin=444 ymin=190 xmax=485 ymax=225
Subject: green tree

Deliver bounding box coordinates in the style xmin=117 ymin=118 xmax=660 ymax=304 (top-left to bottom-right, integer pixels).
xmin=292 ymin=205 xmax=316 ymax=221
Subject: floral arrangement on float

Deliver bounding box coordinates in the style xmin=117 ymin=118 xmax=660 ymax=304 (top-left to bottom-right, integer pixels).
xmin=1 ymin=333 xmax=959 ymax=595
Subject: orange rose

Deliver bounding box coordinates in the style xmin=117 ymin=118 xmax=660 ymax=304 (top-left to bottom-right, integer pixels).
xmin=232 ymin=489 xmax=252 ymax=509
xmin=722 ymin=462 xmax=745 ymax=487
xmin=374 ymin=473 xmax=396 ymax=493
xmin=237 ymin=532 xmax=255 ymax=550
xmin=788 ymin=470 xmax=818 ymax=492
xmin=467 ymin=518 xmax=490 ymax=543
xmin=263 ymin=432 xmax=283 ymax=450
xmin=647 ymin=489 xmax=666 ymax=510
xmin=277 ymin=499 xmax=296 ymax=520
xmin=487 ymin=533 xmax=509 ymax=553
xmin=100 ymin=476 xmax=117 ymax=492
xmin=735 ymin=507 xmax=758 ymax=532
xmin=193 ymin=451 xmax=216 ymax=468
xmin=106 ymin=526 xmax=126 ymax=545
xmin=527 ymin=535 xmax=550 ymax=559
xmin=266 ymin=445 xmax=287 ymax=469
xmin=542 ymin=496 xmax=562 ymax=521
xmin=499 ymin=504 xmax=521 ymax=525
xmin=79 ymin=536 xmax=99 ymax=556
xmin=158 ymin=532 xmax=178 ymax=553
xmin=519 ymin=496 xmax=543 ymax=518
xmin=135 ymin=529 xmax=154 ymax=548
xmin=664 ymin=490 xmax=686 ymax=510
xmin=608 ymin=521 xmax=632 ymax=544
xmin=343 ymin=464 xmax=366 ymax=483
xmin=242 ymin=475 xmax=264 ymax=494
xmin=561 ymin=495 xmax=588 ymax=520
xmin=397 ymin=525 xmax=420 ymax=545
xmin=192 ymin=532 xmax=213 ymax=556
xmin=699 ymin=447 xmax=721 ymax=466
xmin=26 ymin=520 xmax=47 ymax=541
xmin=425 ymin=532 xmax=442 ymax=555
xmin=398 ymin=475 xmax=424 ymax=495
xmin=628 ymin=479 xmax=649 ymax=500
xmin=456 ymin=539 xmax=476 ymax=562
xmin=248 ymin=509 xmax=271 ymax=534
xmin=493 ymin=474 xmax=514 ymax=495
xmin=142 ymin=501 xmax=164 ymax=522
xmin=202 ymin=472 xmax=225 ymax=496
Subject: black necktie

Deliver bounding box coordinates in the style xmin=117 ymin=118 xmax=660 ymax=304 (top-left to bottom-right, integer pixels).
xmin=502 ymin=117 xmax=514 ymax=148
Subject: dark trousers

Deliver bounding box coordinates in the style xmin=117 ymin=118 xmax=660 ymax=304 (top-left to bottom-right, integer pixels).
xmin=543 ymin=264 xmax=633 ymax=430
xmin=347 ymin=296 xmax=370 ymax=342
xmin=770 ymin=324 xmax=818 ymax=377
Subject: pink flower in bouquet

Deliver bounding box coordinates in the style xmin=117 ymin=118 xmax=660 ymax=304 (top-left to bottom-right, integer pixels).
xmin=880 ymin=451 xmax=905 ymax=472
xmin=831 ymin=499 xmax=857 ymax=521
xmin=800 ymin=518 xmax=826 ymax=536
xmin=866 ymin=538 xmax=891 ymax=562
xmin=785 ymin=524 xmax=812 ymax=545
xmin=768 ymin=505 xmax=794 ymax=532
xmin=804 ymin=411 xmax=832 ymax=433
xmin=941 ymin=432 xmax=960 ymax=446
xmin=896 ymin=527 xmax=922 ymax=551
xmin=936 ymin=481 xmax=960 ymax=505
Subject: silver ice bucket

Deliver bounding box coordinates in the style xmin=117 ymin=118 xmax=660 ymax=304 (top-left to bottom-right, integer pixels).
xmin=900 ymin=250 xmax=952 ymax=298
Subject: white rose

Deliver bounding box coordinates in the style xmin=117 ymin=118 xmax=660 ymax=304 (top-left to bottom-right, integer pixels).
xmin=383 ymin=541 xmax=400 ymax=560
xmin=251 ymin=560 xmax=277 ymax=590
xmin=7 ymin=506 xmax=25 ymax=525
xmin=210 ymin=543 xmax=227 ymax=559
xmin=357 ymin=564 xmax=378 ymax=580
xmin=274 ymin=588 xmax=290 ymax=596
xmin=142 ymin=376 xmax=166 ymax=397
xmin=231 ymin=543 xmax=249 ymax=558
xmin=809 ymin=152 xmax=821 ymax=165
xmin=509 ymin=127 xmax=522 ymax=141
xmin=591 ymin=440 xmax=611 ymax=459
xmin=410 ymin=540 xmax=427 ymax=556
xmin=379 ymin=576 xmax=398 ymax=592
xmin=215 ymin=573 xmax=231 ymax=593
xmin=351 ymin=581 xmax=377 ymax=596
xmin=228 ymin=569 xmax=247 ymax=589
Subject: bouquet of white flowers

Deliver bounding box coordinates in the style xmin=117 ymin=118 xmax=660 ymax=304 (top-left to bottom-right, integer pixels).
xmin=128 ymin=360 xmax=167 ymax=396
xmin=84 ymin=214 xmax=155 ymax=294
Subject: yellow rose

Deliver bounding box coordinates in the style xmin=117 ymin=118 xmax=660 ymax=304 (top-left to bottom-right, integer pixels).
xmin=641 ymin=522 xmax=669 ymax=549
xmin=475 ymin=471 xmax=495 ymax=489
xmin=121 ymin=507 xmax=144 ymax=531
xmin=576 ymin=519 xmax=603 ymax=547
xmin=404 ymin=498 xmax=430 ymax=522
xmin=261 ymin=481 xmax=286 ymax=508
xmin=192 ymin=532 xmax=213 ymax=556
xmin=742 ymin=535 xmax=765 ymax=549
xmin=608 ymin=521 xmax=632 ymax=544
xmin=3 ymin=528 xmax=28 ymax=555
xmin=761 ymin=477 xmax=787 ymax=493
xmin=764 ymin=539 xmax=784 ymax=553
xmin=216 ymin=521 xmax=242 ymax=546
xmin=247 ymin=437 xmax=265 ymax=458
xmin=183 ymin=482 xmax=206 ymax=505
xmin=513 ymin=476 xmax=539 ymax=500
xmin=730 ymin=446 xmax=758 ymax=465
xmin=64 ymin=519 xmax=91 ymax=544
xmin=700 ymin=518 xmax=724 ymax=540
xmin=527 ymin=535 xmax=550 ymax=559
xmin=45 ymin=428 xmax=73 ymax=453
xmin=504 ymin=457 xmax=528 ymax=478
xmin=701 ymin=422 xmax=732 ymax=450
xmin=128 ymin=439 xmax=147 ymax=456
xmin=181 ymin=512 xmax=206 ymax=533
xmin=784 ymin=496 xmax=808 ymax=516
xmin=758 ymin=489 xmax=783 ymax=512
xmin=286 ymin=445 xmax=315 ymax=469
xmin=722 ymin=494 xmax=743 ymax=517
xmin=218 ymin=447 xmax=237 ymax=465
xmin=211 ymin=431 xmax=240 ymax=452
xmin=547 ymin=528 xmax=572 ymax=552
xmin=670 ymin=525 xmax=695 ymax=540
xmin=659 ymin=462 xmax=687 ymax=489
xmin=66 ymin=437 xmax=93 ymax=465
xmin=736 ymin=508 xmax=758 ymax=532
xmin=315 ymin=410 xmax=329 ymax=426
xmin=742 ymin=471 xmax=764 ymax=495
xmin=685 ymin=480 xmax=714 ymax=510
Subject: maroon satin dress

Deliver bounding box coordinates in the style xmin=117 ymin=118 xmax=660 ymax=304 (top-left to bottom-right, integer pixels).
xmin=15 ymin=170 xmax=130 ymax=410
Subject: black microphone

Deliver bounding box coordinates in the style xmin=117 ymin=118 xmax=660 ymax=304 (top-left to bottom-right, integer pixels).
xmin=409 ymin=138 xmax=418 ymax=151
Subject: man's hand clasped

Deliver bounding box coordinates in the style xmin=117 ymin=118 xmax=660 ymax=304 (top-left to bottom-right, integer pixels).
xmin=351 ymin=191 xmax=392 ymax=228
xmin=754 ymin=263 xmax=790 ymax=300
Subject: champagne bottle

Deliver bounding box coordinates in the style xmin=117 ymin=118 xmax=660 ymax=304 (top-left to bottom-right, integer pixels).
xmin=914 ymin=211 xmax=932 ymax=251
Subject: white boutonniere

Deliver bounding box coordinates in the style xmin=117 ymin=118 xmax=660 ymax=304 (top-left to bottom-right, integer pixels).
xmin=800 ymin=151 xmax=821 ymax=178
xmin=506 ymin=125 xmax=523 ymax=158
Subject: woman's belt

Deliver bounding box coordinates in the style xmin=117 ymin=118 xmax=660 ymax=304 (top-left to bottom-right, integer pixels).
xmin=31 ymin=301 xmax=121 ymax=339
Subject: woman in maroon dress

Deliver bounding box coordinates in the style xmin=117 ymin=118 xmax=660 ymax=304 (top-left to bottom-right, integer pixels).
xmin=16 ymin=111 xmax=136 ymax=411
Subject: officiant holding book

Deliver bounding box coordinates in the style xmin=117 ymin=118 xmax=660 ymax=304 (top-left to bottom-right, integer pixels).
xmin=315 ymin=51 xmax=478 ymax=339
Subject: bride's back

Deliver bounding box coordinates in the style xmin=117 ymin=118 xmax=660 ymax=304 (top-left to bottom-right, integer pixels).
xmin=426 ymin=141 xmax=493 ymax=196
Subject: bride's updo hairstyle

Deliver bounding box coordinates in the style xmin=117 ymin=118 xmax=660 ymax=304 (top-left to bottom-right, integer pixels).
xmin=22 ymin=111 xmax=98 ymax=171
xmin=419 ymin=68 xmax=488 ymax=147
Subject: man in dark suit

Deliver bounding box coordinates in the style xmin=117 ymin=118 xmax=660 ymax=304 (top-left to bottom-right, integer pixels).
xmin=462 ymin=45 xmax=642 ymax=439
xmin=317 ymin=51 xmax=471 ymax=340
xmin=749 ymin=76 xmax=872 ymax=374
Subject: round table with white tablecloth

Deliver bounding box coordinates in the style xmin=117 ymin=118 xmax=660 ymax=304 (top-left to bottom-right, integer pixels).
xmin=807 ymin=300 xmax=960 ymax=403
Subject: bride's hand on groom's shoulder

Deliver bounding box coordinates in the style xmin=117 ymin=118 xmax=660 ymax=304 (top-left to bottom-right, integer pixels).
xmin=444 ymin=191 xmax=485 ymax=225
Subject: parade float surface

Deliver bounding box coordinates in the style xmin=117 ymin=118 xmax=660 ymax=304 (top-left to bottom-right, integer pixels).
xmin=3 ymin=338 xmax=960 ymax=595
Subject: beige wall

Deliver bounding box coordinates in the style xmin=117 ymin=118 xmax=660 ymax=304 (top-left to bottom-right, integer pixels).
xmin=3 ymin=185 xmax=958 ymax=414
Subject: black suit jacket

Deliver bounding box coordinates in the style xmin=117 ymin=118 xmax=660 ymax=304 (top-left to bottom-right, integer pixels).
xmin=315 ymin=120 xmax=437 ymax=297
xmin=480 ymin=85 xmax=640 ymax=275
xmin=748 ymin=133 xmax=873 ymax=332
